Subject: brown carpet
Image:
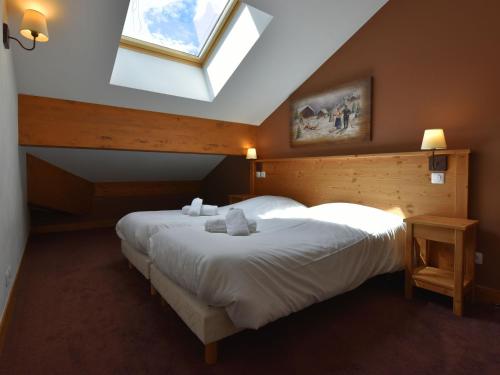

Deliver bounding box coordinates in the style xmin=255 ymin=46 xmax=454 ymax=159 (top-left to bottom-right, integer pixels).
xmin=1 ymin=228 xmax=499 ymax=374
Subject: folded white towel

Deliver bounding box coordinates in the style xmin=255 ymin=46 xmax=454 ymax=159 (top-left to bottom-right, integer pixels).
xmin=182 ymin=204 xmax=218 ymax=216
xmin=200 ymin=205 xmax=218 ymax=216
xmin=205 ymin=218 xmax=257 ymax=233
xmin=188 ymin=198 xmax=203 ymax=216
xmin=225 ymin=208 xmax=250 ymax=236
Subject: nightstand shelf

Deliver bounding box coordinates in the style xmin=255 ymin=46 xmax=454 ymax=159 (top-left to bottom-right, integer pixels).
xmin=404 ymin=215 xmax=478 ymax=316
xmin=412 ymin=266 xmax=473 ymax=298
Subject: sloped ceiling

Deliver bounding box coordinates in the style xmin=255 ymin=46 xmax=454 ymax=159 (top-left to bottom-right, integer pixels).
xmin=8 ymin=0 xmax=388 ymax=125
xmin=22 ymin=147 xmax=225 ymax=182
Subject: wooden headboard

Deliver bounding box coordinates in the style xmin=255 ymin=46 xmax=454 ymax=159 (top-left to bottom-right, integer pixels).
xmin=253 ymin=150 xmax=470 ymax=219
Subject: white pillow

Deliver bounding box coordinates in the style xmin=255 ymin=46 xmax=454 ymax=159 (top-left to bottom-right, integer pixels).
xmin=230 ymin=195 xmax=307 ymax=219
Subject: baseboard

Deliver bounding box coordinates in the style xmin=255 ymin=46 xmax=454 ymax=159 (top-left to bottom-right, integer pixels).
xmin=476 ymin=285 xmax=500 ymax=305
xmin=0 ymin=243 xmax=27 ymax=355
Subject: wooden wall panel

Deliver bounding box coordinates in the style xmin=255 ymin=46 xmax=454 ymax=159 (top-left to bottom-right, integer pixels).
xmin=254 ymin=150 xmax=469 ymax=219
xmin=18 ymin=95 xmax=257 ymax=156
xmin=27 ymin=154 xmax=94 ymax=215
xmin=31 ymin=180 xmax=202 ymax=233
xmin=94 ymin=181 xmax=201 ymax=197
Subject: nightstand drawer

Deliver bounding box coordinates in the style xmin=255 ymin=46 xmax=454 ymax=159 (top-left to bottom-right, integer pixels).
xmin=413 ymin=224 xmax=455 ymax=244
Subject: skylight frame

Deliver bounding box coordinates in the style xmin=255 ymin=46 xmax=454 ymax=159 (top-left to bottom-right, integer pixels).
xmin=120 ymin=0 xmax=240 ymax=66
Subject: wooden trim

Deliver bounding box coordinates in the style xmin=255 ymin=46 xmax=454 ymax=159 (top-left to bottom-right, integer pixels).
xmin=0 ymin=244 xmax=26 ymax=354
xmin=120 ymin=37 xmax=202 ymax=66
xmin=257 ymin=149 xmax=470 ymax=163
xmin=475 ymin=285 xmax=500 ymax=305
xmin=198 ymin=0 xmax=240 ymax=63
xmin=119 ymin=0 xmax=239 ymax=66
xmin=18 ymin=95 xmax=257 ymax=156
xmin=118 ymin=42 xmax=202 ymax=67
xmin=94 ymin=181 xmax=201 ymax=198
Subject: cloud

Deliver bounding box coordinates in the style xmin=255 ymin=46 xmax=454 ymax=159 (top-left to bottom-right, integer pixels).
xmin=123 ymin=0 xmax=197 ymax=54
xmin=122 ymin=0 xmax=230 ymax=56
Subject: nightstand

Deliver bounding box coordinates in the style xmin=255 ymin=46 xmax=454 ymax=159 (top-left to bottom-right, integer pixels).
xmin=228 ymin=194 xmax=257 ymax=204
xmin=404 ymin=215 xmax=478 ymax=316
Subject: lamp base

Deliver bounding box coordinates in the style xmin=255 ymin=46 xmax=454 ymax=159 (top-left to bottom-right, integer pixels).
xmin=429 ymin=155 xmax=448 ymax=171
xmin=3 ymin=23 xmax=9 ymax=49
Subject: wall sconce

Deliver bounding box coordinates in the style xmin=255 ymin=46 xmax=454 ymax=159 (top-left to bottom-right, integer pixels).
xmin=3 ymin=9 xmax=49 ymax=51
xmin=421 ymin=129 xmax=448 ymax=171
xmin=246 ymin=148 xmax=257 ymax=160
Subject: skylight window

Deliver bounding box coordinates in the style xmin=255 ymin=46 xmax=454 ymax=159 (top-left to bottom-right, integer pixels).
xmin=121 ymin=0 xmax=238 ymax=63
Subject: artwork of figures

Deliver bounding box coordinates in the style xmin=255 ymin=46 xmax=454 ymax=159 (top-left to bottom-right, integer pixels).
xmin=290 ymin=78 xmax=372 ymax=146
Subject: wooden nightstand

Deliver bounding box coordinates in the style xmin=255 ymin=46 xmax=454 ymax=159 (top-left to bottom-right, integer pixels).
xmin=404 ymin=215 xmax=478 ymax=316
xmin=228 ymin=194 xmax=257 ymax=204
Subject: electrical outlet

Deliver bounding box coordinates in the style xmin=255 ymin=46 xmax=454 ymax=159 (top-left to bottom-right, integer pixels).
xmin=431 ymin=172 xmax=445 ymax=184
xmin=5 ymin=266 xmax=12 ymax=288
xmin=475 ymin=252 xmax=483 ymax=265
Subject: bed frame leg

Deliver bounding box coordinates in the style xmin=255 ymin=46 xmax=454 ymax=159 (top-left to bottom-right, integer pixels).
xmin=204 ymin=342 xmax=218 ymax=365
xmin=150 ymin=284 xmax=157 ymax=296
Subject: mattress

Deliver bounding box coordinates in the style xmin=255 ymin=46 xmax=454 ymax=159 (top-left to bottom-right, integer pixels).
xmin=115 ymin=195 xmax=307 ymax=255
xmin=148 ymin=203 xmax=405 ymax=329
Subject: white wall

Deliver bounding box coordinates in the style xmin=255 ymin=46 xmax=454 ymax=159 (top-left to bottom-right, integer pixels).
xmin=0 ymin=0 xmax=29 ymax=323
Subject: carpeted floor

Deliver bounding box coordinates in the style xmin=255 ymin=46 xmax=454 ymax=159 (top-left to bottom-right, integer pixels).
xmin=1 ymin=228 xmax=499 ymax=374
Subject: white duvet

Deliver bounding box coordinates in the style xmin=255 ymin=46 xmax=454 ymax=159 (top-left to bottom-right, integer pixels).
xmin=115 ymin=196 xmax=306 ymax=254
xmin=149 ymin=203 xmax=405 ymax=329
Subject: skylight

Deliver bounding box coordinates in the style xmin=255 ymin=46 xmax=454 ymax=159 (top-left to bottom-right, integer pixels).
xmin=121 ymin=0 xmax=237 ymax=62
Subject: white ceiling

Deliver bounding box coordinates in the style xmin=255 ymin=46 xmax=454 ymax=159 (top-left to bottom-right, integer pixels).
xmin=22 ymin=147 xmax=225 ymax=182
xmin=7 ymin=0 xmax=388 ymax=125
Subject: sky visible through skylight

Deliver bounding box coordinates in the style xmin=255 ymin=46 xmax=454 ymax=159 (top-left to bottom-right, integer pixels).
xmin=122 ymin=0 xmax=231 ymax=56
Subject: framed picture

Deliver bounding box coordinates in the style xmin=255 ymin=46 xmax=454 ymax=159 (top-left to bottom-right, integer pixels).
xmin=290 ymin=78 xmax=372 ymax=146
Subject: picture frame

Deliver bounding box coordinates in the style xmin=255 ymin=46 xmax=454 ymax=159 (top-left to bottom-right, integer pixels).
xmin=290 ymin=77 xmax=372 ymax=146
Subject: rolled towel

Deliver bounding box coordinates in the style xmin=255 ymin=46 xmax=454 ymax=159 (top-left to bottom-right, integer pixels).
xmin=205 ymin=218 xmax=257 ymax=233
xmin=204 ymin=219 xmax=227 ymax=233
xmin=225 ymin=208 xmax=250 ymax=236
xmin=200 ymin=205 xmax=218 ymax=216
xmin=181 ymin=205 xmax=190 ymax=215
xmin=188 ymin=198 xmax=203 ymax=216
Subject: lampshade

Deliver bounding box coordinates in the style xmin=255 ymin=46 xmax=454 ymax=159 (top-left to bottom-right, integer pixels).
xmin=246 ymin=148 xmax=257 ymax=160
xmin=421 ymin=129 xmax=447 ymax=150
xmin=19 ymin=9 xmax=49 ymax=42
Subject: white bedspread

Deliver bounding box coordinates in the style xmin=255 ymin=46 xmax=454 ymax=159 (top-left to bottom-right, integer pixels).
xmin=115 ymin=196 xmax=306 ymax=254
xmin=148 ymin=203 xmax=405 ymax=329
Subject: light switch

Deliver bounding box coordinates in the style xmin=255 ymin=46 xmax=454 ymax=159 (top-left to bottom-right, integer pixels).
xmin=431 ymin=172 xmax=445 ymax=184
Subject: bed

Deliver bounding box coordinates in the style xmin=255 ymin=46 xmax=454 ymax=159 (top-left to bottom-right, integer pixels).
xmin=115 ymin=196 xmax=307 ymax=280
xmin=147 ymin=202 xmax=405 ymax=363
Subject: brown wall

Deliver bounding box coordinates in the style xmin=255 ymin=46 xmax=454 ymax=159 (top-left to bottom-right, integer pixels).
xmin=256 ymin=0 xmax=500 ymax=289
xmin=201 ymin=156 xmax=251 ymax=206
